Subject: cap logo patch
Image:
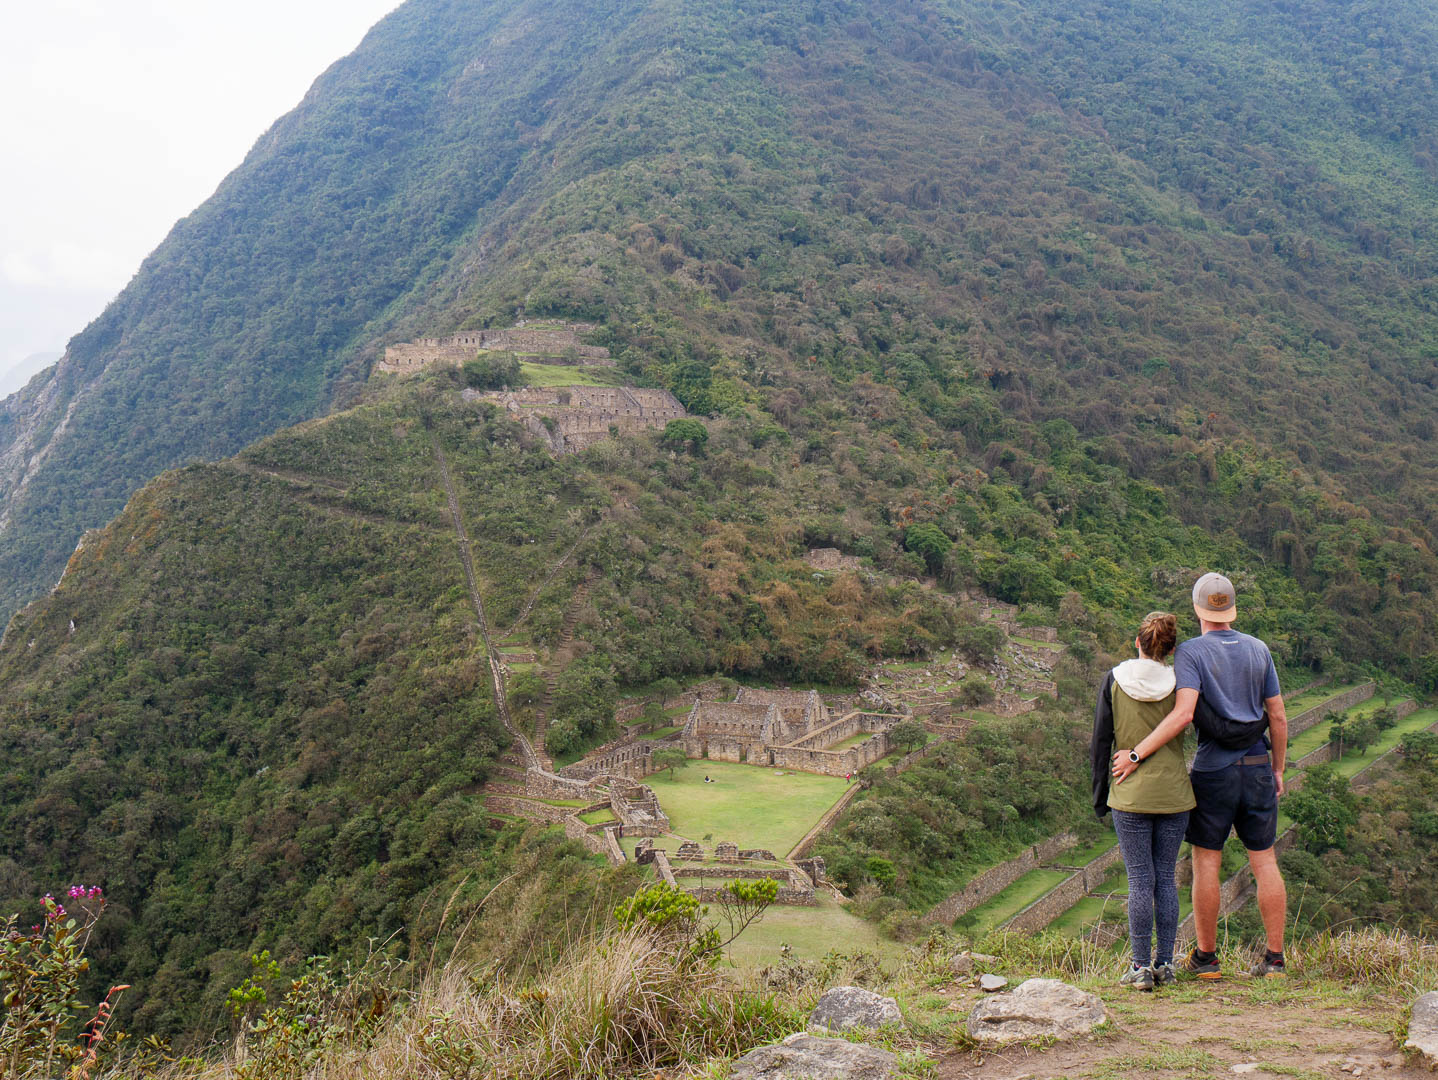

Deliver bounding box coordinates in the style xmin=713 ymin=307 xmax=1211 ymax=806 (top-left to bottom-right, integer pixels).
xmin=1208 ymin=592 xmax=1231 ymax=607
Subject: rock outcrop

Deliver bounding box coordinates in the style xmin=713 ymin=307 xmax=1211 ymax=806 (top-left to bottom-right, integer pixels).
xmin=1406 ymin=991 xmax=1438 ymax=1068
xmin=730 ymin=1033 xmax=897 ymax=1079
xmin=808 ymin=986 xmax=904 ymax=1034
xmin=966 ymin=978 xmax=1106 ymax=1045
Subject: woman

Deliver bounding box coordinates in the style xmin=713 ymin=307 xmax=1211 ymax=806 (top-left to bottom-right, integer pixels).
xmin=1090 ymin=611 xmax=1193 ymax=991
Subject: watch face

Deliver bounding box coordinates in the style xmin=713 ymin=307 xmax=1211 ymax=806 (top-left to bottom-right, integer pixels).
xmin=1130 ymin=751 xmax=1141 ymax=763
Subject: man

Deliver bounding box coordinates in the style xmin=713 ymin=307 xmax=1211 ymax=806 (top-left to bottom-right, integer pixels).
xmin=1111 ymin=572 xmax=1289 ymax=979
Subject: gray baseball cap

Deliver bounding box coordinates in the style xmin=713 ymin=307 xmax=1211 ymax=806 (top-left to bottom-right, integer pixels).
xmin=1192 ymin=572 xmax=1237 ymax=621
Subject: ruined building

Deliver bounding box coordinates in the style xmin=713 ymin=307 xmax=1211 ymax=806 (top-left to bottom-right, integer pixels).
xmin=475 ymin=385 xmax=688 ymax=454
xmin=376 ymin=321 xmax=614 ymax=374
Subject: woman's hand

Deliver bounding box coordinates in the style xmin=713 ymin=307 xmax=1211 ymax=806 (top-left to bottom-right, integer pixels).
xmin=1112 ymin=749 xmax=1139 ymax=784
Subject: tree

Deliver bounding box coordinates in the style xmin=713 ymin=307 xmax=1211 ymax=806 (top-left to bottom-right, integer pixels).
xmin=1347 ymin=716 xmax=1379 ymax=756
xmin=904 ymin=522 xmax=952 ymax=574
xmin=1369 ymin=704 xmax=1398 ymax=734
xmin=888 ymin=718 xmax=928 ymax=753
xmin=1399 ymin=730 xmax=1437 ymax=766
xmin=712 ymin=878 xmax=778 ymax=946
xmin=461 ymin=352 xmax=523 ymax=390
xmin=953 ymin=622 xmax=1004 ymax=665
xmin=509 ymin=670 xmax=545 ymax=707
xmin=661 ymin=418 xmax=709 ymax=454
xmin=953 ymin=674 xmax=995 ymax=707
xmin=651 ymin=746 xmax=689 ymax=780
xmin=1284 ymin=765 xmax=1358 ymax=853
xmin=1326 ymin=712 xmax=1347 ymax=757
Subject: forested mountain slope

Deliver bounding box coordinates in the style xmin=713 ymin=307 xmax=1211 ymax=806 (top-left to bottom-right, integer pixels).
xmin=2 ymin=0 xmax=1438 ymax=680
xmin=0 ymin=357 xmax=1324 ymax=1037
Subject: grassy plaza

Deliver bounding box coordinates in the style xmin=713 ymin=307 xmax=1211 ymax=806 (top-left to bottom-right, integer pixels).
xmin=642 ymin=759 xmax=850 ymax=855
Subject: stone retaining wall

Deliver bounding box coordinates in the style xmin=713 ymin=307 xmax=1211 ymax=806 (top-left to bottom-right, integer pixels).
xmin=562 ymin=815 xmax=608 ymax=857
xmin=924 ymin=832 xmax=1078 ymax=925
xmin=524 ymin=769 xmax=604 ymax=800
xmin=789 ymin=782 xmax=863 ymax=860
xmin=485 ymin=797 xmax=573 ymax=824
xmin=1005 ymin=871 xmax=1090 ymax=933
xmin=687 ymin=885 xmax=817 ymax=906
xmin=770 ymin=732 xmax=891 ymax=776
xmin=651 ymin=849 xmax=677 ymax=886
xmin=1288 ymin=682 xmax=1375 ymax=737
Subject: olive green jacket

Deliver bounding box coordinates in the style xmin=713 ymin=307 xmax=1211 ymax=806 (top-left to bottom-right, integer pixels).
xmin=1090 ymin=660 xmax=1196 ymax=816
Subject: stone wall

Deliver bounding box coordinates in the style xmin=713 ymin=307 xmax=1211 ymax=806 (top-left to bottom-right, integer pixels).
xmin=924 ymin=832 xmax=1078 ymax=925
xmin=687 ymin=885 xmax=817 ymax=906
xmin=611 ymin=781 xmax=670 ymax=831
xmin=524 ymin=768 xmax=604 ymax=800
xmin=378 ymin=343 xmax=474 ymax=373
xmin=561 ymin=739 xmax=653 ymax=781
xmin=562 ymin=815 xmax=609 ymax=857
xmin=650 ymin=849 xmax=678 ymax=886
xmin=789 ymin=783 xmax=863 ymax=861
xmin=485 ymin=797 xmax=572 ymax=824
xmin=1005 ymin=871 xmax=1089 ymax=933
xmin=770 ymin=732 xmax=891 ymax=776
xmin=1288 ymin=682 xmax=1375 ymax=737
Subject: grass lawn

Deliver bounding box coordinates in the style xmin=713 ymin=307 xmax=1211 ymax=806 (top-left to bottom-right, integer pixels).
xmin=1285 ymin=722 xmax=1335 ymax=762
xmin=644 ymin=761 xmax=849 ymax=855
xmin=516 ymin=361 xmax=628 ymax=386
xmin=829 ymin=732 xmax=876 ymax=751
xmin=1062 ymin=835 xmax=1119 ymax=866
xmin=1283 ymin=682 xmax=1362 ymax=715
xmin=639 ymin=725 xmax=682 ymax=740
xmin=1011 ymin=636 xmax=1064 ymax=650
xmin=578 ymin=808 xmax=616 ymax=825
xmin=955 ymin=868 xmax=1071 ymax=935
xmin=725 ymin=893 xmax=903 ymax=970
xmin=1332 ymin=706 xmax=1434 ymax=780
xmin=1285 ymin=701 xmax=1428 ymax=781
xmin=1049 ymin=886 xmax=1193 ymax=938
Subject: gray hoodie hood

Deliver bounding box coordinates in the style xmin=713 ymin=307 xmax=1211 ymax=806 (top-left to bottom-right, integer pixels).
xmin=1112 ymin=658 xmax=1176 ymax=702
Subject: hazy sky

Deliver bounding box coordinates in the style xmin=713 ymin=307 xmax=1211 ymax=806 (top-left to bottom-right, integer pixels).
xmin=0 ymin=0 xmax=402 ymax=391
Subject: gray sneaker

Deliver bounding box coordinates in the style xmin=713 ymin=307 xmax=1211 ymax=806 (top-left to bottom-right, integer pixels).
xmin=1152 ymin=962 xmax=1177 ymax=986
xmin=1119 ymin=964 xmax=1155 ymax=991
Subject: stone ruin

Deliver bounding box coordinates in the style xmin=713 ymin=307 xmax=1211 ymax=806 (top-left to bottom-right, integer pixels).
xmin=678 ymin=688 xmax=903 ymax=776
xmin=635 ymin=841 xmax=824 ymax=906
xmin=475 ymin=385 xmax=689 ymax=454
xmin=376 ymin=321 xmax=614 ymax=374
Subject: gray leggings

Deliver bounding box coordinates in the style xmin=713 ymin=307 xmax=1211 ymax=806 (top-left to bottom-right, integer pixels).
xmin=1112 ymin=808 xmax=1190 ymax=966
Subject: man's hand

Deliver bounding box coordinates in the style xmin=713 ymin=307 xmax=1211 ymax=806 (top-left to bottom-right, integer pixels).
xmin=1112 ymin=749 xmax=1138 ymax=784
xmin=1274 ymin=771 xmax=1285 ymax=798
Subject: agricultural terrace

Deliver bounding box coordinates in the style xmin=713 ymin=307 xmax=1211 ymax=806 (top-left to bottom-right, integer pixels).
xmin=642 ymin=760 xmax=850 ymax=855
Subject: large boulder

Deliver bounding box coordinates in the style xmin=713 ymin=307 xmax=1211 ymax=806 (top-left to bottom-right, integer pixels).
xmin=1406 ymin=991 xmax=1438 ymax=1068
xmin=729 ymin=1033 xmax=897 ymax=1079
xmin=966 ymin=978 xmax=1106 ymax=1045
xmin=808 ymin=986 xmax=904 ymax=1034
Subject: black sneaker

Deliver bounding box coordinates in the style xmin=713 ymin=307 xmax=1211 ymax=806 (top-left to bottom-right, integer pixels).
xmin=1249 ymin=954 xmax=1286 ymax=978
xmin=1178 ymin=948 xmax=1222 ymax=980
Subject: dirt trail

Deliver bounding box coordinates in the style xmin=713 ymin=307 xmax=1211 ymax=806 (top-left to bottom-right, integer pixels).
xmin=431 ymin=436 xmax=543 ymax=770
xmin=936 ymin=980 xmax=1426 ymax=1080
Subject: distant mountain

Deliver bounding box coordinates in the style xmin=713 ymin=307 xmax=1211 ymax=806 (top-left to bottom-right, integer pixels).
xmin=3 ymin=0 xmax=1438 ymax=678
xmin=0 ymin=351 xmax=59 ymax=398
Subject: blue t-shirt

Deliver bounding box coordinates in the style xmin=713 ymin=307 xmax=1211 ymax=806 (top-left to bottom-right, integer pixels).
xmin=1174 ymin=629 xmax=1281 ymax=772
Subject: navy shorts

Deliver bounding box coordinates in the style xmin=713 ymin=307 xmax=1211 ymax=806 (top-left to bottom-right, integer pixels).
xmin=1186 ymin=761 xmax=1279 ymax=851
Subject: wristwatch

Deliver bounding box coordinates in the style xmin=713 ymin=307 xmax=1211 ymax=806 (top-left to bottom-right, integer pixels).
xmin=1128 ymin=749 xmax=1142 ymax=764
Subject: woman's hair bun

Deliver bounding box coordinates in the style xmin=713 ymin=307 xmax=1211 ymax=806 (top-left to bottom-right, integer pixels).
xmin=1138 ymin=611 xmax=1178 ymax=659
